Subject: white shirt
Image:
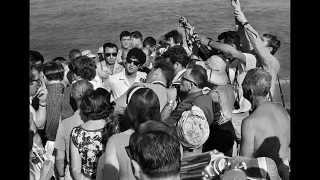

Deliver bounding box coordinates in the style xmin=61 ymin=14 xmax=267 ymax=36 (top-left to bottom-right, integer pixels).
xmin=89 ymin=75 xmax=104 ymax=90
xmin=228 ymin=53 xmax=257 ymax=100
xmin=105 ymin=69 xmax=147 ymax=101
xmin=172 ymin=69 xmax=186 ymax=85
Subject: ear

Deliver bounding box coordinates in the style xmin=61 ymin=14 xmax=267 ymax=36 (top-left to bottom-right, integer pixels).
xmin=131 ymin=159 xmax=142 ymax=179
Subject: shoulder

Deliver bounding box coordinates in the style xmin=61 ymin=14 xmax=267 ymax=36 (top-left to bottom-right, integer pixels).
xmin=241 ymin=114 xmax=255 ymax=132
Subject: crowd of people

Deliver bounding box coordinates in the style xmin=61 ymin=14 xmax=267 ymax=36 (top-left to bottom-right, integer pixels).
xmin=29 ymin=0 xmax=290 ymax=180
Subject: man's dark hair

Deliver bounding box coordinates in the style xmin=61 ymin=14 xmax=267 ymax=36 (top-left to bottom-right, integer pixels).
xmin=52 ymin=57 xmax=67 ymax=63
xmin=143 ymin=36 xmax=157 ymax=48
xmin=161 ymin=45 xmax=189 ymax=68
xmin=129 ymin=130 xmax=181 ymax=178
xmin=68 ymin=49 xmax=81 ymax=60
xmin=218 ymin=31 xmax=241 ymax=50
xmin=71 ymin=79 xmax=94 ymax=103
xmin=125 ymin=87 xmax=161 ymax=131
xmin=187 ymin=64 xmax=209 ymax=89
xmin=242 ymin=68 xmax=272 ymax=97
xmin=103 ymin=42 xmax=118 ymax=53
xmin=80 ymin=88 xmax=114 ymax=121
xmin=120 ymin=31 xmax=131 ymax=40
xmin=131 ymin=31 xmax=143 ymax=40
xmin=262 ymin=34 xmax=281 ymax=55
xmin=153 ymin=58 xmax=175 ymax=86
xmin=30 ymin=50 xmax=44 ymax=65
xmin=69 ymin=56 xmax=97 ymax=81
xmin=126 ymin=48 xmax=146 ymax=65
xmin=42 ymin=61 xmax=65 ymax=81
xmin=164 ymin=30 xmax=183 ymax=46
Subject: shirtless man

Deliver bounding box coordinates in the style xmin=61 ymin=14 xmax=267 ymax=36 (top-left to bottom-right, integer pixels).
xmin=240 ymin=68 xmax=290 ymax=180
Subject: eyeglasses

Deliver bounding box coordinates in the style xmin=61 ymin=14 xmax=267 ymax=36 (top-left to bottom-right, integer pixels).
xmin=104 ymin=53 xmax=118 ymax=57
xmin=126 ymin=59 xmax=141 ymax=66
xmin=182 ymin=77 xmax=198 ymax=86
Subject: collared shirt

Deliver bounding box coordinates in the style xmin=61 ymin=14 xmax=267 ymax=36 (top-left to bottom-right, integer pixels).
xmin=54 ymin=110 xmax=83 ymax=163
xmin=96 ymin=60 xmax=124 ymax=83
xmin=90 ymin=75 xmax=104 ymax=90
xmin=172 ymin=69 xmax=186 ymax=85
xmin=105 ymin=69 xmax=147 ymax=101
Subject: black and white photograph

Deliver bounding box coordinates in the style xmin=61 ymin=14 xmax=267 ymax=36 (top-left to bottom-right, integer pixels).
xmin=29 ymin=0 xmax=290 ymax=179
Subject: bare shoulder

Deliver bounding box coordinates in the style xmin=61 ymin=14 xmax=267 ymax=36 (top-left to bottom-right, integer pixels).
xmin=241 ymin=114 xmax=255 ymax=129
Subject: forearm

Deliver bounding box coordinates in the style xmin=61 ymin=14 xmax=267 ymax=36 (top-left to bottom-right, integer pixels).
xmin=71 ymin=169 xmax=83 ymax=180
xmin=35 ymin=106 xmax=46 ymax=129
xmin=207 ymin=41 xmax=246 ymax=63
xmin=55 ymin=159 xmax=65 ymax=177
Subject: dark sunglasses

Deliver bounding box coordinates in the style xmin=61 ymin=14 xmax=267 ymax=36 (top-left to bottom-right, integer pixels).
xmin=104 ymin=53 xmax=118 ymax=57
xmin=126 ymin=59 xmax=141 ymax=66
xmin=182 ymin=77 xmax=198 ymax=86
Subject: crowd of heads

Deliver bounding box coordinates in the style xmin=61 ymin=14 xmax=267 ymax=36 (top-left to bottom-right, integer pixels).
xmin=29 ymin=10 xmax=287 ymax=179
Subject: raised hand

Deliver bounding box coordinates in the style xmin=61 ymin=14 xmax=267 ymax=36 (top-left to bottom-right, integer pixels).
xmin=37 ymin=86 xmax=48 ymax=104
xmin=234 ymin=9 xmax=247 ymax=25
xmin=231 ymin=0 xmax=241 ymax=11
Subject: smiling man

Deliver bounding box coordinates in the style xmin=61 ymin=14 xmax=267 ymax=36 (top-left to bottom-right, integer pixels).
xmin=105 ymin=47 xmax=147 ymax=101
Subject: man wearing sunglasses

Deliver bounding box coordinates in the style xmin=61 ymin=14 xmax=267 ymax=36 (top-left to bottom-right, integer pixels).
xmin=97 ymin=43 xmax=123 ymax=83
xmin=105 ymin=47 xmax=147 ymax=101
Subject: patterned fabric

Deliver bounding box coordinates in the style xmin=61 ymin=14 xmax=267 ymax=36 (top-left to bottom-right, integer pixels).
xmin=45 ymin=83 xmax=65 ymax=141
xmin=71 ymin=126 xmax=104 ymax=179
xmin=177 ymin=105 xmax=210 ymax=149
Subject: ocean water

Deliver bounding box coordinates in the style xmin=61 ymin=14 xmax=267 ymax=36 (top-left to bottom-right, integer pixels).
xmin=30 ymin=0 xmax=290 ymax=105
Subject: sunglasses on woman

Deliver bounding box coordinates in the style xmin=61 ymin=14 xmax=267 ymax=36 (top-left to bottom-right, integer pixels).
xmin=126 ymin=59 xmax=141 ymax=66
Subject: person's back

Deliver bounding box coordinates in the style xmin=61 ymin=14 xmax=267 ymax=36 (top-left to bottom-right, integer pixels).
xmin=240 ymin=68 xmax=290 ymax=180
xmin=249 ymin=102 xmax=290 ymax=163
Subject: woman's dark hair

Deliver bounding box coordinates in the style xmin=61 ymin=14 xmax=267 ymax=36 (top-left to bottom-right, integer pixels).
xmin=69 ymin=56 xmax=97 ymax=81
xmin=80 ymin=88 xmax=114 ymax=121
xmin=30 ymin=50 xmax=44 ymax=64
xmin=125 ymin=87 xmax=161 ymax=131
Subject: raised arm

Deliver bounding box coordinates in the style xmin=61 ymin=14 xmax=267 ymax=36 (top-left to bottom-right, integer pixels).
xmin=34 ymin=87 xmax=48 ymax=129
xmin=199 ymin=35 xmax=247 ymax=64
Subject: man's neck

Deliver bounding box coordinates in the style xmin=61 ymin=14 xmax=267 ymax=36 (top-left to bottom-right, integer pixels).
xmin=253 ymin=96 xmax=269 ymax=109
xmin=105 ymin=62 xmax=115 ymax=69
xmin=125 ymin=71 xmax=138 ymax=81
